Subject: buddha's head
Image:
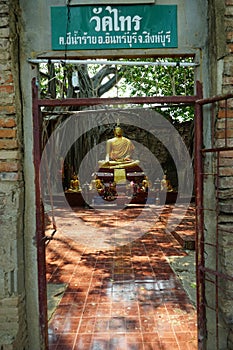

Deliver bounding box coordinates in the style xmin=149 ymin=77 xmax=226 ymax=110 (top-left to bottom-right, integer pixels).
xmin=114 ymin=127 xmax=123 ymax=137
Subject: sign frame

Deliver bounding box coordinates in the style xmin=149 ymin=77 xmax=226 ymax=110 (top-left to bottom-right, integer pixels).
xmin=69 ymin=0 xmax=155 ymax=4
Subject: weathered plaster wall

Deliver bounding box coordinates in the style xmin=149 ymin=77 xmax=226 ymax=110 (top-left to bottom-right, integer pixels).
xmin=217 ymin=1 xmax=233 ymax=348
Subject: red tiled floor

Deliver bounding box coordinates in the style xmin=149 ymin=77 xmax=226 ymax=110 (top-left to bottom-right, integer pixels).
xmin=46 ymin=204 xmax=197 ymax=349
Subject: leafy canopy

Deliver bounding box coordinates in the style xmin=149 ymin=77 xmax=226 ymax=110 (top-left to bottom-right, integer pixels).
xmin=39 ymin=57 xmax=195 ymax=122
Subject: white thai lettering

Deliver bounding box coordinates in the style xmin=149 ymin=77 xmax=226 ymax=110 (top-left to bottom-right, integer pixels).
xmin=90 ymin=8 xmax=103 ymax=31
xmin=102 ymin=17 xmax=113 ymax=31
xmin=89 ymin=6 xmax=142 ymax=33
xmin=106 ymin=6 xmax=120 ymax=31
xmin=58 ymin=29 xmax=172 ymax=48
xmin=132 ymin=16 xmax=142 ymax=31
xmin=66 ymin=32 xmax=71 ymax=45
xmin=59 ymin=37 xmax=65 ymax=45
xmin=119 ymin=16 xmax=132 ymax=31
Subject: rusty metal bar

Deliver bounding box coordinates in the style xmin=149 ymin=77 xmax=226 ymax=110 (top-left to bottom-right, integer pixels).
xmin=194 ymin=81 xmax=206 ymax=350
xmin=211 ymin=102 xmax=215 ymax=150
xmin=196 ymin=93 xmax=233 ymax=105
xmin=224 ymin=99 xmax=228 ymax=148
xmin=204 ymin=242 xmax=217 ymax=247
xmin=201 ymin=208 xmax=217 ymax=212
xmin=199 ymin=266 xmax=233 ymax=282
xmin=37 ymin=95 xmax=197 ymax=107
xmin=202 ymin=146 xmax=233 ymax=153
xmin=196 ymin=93 xmax=233 ymax=350
xmin=32 ymin=77 xmax=48 ymax=350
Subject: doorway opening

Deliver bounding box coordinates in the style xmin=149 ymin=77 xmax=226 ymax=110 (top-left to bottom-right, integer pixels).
xmin=33 ymin=57 xmax=201 ymax=349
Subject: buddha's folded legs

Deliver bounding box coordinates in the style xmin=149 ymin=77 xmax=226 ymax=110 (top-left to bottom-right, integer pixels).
xmin=98 ymin=160 xmax=140 ymax=169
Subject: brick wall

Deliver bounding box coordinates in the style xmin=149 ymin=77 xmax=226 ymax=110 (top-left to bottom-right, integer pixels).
xmin=0 ymin=1 xmax=20 ymax=182
xmin=0 ymin=0 xmax=27 ymax=349
xmin=216 ymin=1 xmax=233 ymax=348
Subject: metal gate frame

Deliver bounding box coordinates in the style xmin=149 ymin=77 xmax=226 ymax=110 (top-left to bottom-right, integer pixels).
xmin=195 ymin=93 xmax=233 ymax=350
xmin=33 ymin=77 xmax=230 ymax=349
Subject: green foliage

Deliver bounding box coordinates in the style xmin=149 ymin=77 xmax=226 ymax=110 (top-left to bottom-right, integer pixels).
xmin=38 ymin=57 xmax=195 ymax=121
xmin=39 ymin=63 xmax=69 ymax=98
xmin=119 ymin=57 xmax=194 ymax=96
xmin=118 ymin=57 xmax=195 ymax=122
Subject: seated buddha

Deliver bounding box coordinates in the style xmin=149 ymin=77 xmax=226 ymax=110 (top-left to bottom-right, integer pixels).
xmin=98 ymin=126 xmax=139 ymax=169
xmin=160 ymin=174 xmax=173 ymax=192
xmin=66 ymin=174 xmax=81 ymax=192
xmin=89 ymin=175 xmax=105 ymax=195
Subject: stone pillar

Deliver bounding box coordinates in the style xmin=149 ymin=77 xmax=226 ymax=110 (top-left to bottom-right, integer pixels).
xmin=220 ymin=2 xmax=233 ymax=348
xmin=207 ymin=1 xmax=233 ymax=348
xmin=0 ymin=0 xmax=28 ymax=349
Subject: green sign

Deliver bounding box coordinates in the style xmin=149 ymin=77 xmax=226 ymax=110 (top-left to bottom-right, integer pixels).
xmin=51 ymin=5 xmax=177 ymax=50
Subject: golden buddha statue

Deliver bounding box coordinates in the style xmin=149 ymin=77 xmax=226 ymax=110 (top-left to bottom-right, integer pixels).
xmin=99 ymin=126 xmax=139 ymax=169
xmin=160 ymin=174 xmax=173 ymax=192
xmin=94 ymin=176 xmax=105 ymax=195
xmin=67 ymin=174 xmax=81 ymax=192
xmin=141 ymin=175 xmax=150 ymax=192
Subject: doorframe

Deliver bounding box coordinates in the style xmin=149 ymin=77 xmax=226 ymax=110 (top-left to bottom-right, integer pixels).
xmin=32 ymin=78 xmax=205 ymax=349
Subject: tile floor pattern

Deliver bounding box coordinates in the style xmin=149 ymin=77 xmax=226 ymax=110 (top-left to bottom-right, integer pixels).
xmin=46 ymin=205 xmax=197 ymax=350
